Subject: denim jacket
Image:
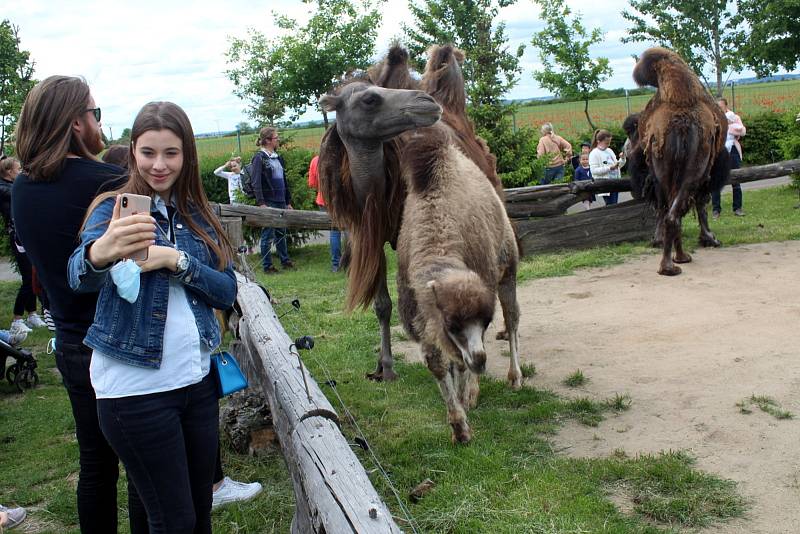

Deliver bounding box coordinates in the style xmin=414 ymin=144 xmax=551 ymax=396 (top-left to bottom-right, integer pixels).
xmin=68 ymin=197 xmax=237 ymax=368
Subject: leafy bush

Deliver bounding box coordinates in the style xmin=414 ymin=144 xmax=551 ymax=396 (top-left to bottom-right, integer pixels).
xmin=741 ymin=111 xmax=789 ymax=165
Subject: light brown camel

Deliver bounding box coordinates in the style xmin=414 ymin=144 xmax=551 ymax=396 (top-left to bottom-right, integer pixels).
xmin=629 ymin=47 xmax=730 ymax=275
xmin=387 ymin=45 xmax=520 ymax=445
xmin=318 ymin=47 xmax=441 ymax=381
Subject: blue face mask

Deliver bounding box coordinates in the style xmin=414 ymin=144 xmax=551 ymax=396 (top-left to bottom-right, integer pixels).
xmin=110 ymin=259 xmax=142 ymax=303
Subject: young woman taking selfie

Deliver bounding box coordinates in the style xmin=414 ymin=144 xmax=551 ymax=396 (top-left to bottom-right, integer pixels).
xmin=68 ymin=101 xmax=236 ymax=534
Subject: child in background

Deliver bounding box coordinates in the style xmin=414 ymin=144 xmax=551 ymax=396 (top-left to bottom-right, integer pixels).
xmin=573 ymin=153 xmax=596 ymax=210
xmin=214 ymin=157 xmax=243 ymax=204
xmin=589 ymin=129 xmax=625 ymax=206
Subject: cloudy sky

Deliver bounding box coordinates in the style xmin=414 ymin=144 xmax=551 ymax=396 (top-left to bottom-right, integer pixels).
xmin=4 ymin=0 xmax=765 ymax=136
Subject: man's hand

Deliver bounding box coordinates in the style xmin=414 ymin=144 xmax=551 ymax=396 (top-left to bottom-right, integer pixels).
xmin=138 ymin=246 xmax=180 ymax=273
xmin=88 ymin=195 xmax=156 ymax=268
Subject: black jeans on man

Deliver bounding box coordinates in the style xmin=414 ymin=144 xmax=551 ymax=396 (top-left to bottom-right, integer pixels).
xmin=11 ymin=244 xmax=36 ymax=316
xmin=98 ymin=372 xmax=219 ymax=534
xmin=54 ymin=343 xmax=148 ymax=534
xmin=712 ymin=147 xmax=743 ymax=214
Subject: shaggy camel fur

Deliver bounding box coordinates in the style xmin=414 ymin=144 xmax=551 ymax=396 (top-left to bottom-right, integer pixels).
xmin=396 ymin=45 xmax=521 ymax=444
xmin=630 ymin=47 xmax=730 ymax=275
xmin=318 ymin=47 xmax=440 ymax=381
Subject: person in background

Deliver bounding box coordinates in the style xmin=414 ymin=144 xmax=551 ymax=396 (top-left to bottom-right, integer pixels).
xmin=101 ymin=144 xmax=130 ymax=169
xmin=0 ymin=504 xmax=26 ymax=530
xmin=306 ymin=154 xmax=342 ymax=272
xmin=0 ymin=156 xmax=47 ymax=335
xmin=213 ymin=156 xmax=244 ymax=205
xmin=536 ymin=122 xmax=572 ymax=184
xmin=13 ymin=75 xmax=146 ymax=533
xmin=589 ymin=129 xmax=624 ymax=206
xmin=570 ymin=142 xmax=591 ymax=170
xmin=69 ymin=101 xmax=238 ymax=534
xmin=712 ymin=98 xmax=747 ymax=219
xmin=573 ymin=152 xmax=596 ymax=210
xmin=250 ymin=127 xmax=294 ymax=273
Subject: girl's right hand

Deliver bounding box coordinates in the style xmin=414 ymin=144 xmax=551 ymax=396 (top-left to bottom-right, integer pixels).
xmin=87 ymin=195 xmax=157 ymax=268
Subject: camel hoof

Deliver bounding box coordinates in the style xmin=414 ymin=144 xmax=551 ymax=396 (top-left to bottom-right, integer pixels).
xmin=495 ymin=330 xmax=509 ymax=341
xmin=699 ymin=236 xmax=721 ymax=247
xmin=507 ymin=372 xmax=523 ymax=390
xmin=650 ymin=239 xmax=663 ymax=248
xmin=451 ymin=422 xmax=472 ymax=444
xmin=658 ymin=265 xmax=682 ymax=276
xmin=366 ymin=369 xmax=398 ymax=382
xmin=673 ymin=253 xmax=692 ymax=264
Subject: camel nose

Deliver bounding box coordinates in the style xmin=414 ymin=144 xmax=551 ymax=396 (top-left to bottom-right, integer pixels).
xmin=468 ymin=351 xmax=486 ymax=374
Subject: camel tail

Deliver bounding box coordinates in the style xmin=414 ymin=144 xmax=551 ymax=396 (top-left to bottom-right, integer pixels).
xmin=633 ymin=47 xmax=703 ymax=107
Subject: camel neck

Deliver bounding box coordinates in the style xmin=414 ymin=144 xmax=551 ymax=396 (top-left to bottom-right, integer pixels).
xmin=341 ymin=137 xmax=386 ymax=205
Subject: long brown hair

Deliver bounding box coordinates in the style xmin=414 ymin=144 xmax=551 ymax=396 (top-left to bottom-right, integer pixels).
xmin=15 ymin=76 xmax=99 ymax=181
xmin=86 ymin=102 xmax=233 ymax=270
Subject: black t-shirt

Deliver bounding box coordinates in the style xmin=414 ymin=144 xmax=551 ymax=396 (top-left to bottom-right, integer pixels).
xmin=12 ymin=158 xmax=125 ymax=346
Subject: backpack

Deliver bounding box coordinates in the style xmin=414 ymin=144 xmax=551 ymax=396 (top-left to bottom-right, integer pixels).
xmin=239 ymin=162 xmax=257 ymax=198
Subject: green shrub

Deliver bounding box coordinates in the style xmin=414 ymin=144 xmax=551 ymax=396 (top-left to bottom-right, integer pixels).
xmin=741 ymin=111 xmax=789 ymax=165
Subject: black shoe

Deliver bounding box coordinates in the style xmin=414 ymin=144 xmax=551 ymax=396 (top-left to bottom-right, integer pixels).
xmin=263 ymin=266 xmax=279 ymax=274
xmin=712 ymin=211 xmax=720 ymax=220
xmin=281 ymin=260 xmax=295 ymax=269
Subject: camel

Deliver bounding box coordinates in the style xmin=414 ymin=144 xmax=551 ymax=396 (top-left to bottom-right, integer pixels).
xmin=318 ymin=47 xmax=440 ymax=381
xmin=396 ymin=44 xmax=521 ymax=443
xmin=628 ymin=47 xmax=730 ymax=275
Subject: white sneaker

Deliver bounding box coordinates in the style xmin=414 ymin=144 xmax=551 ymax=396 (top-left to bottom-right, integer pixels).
xmin=9 ymin=330 xmax=27 ymax=346
xmin=10 ymin=319 xmax=32 ymax=335
xmin=212 ymin=476 xmax=263 ymax=510
xmin=26 ymin=313 xmax=47 ymax=329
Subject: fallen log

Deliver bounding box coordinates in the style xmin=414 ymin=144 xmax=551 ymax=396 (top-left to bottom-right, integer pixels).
xmin=233 ymin=273 xmax=401 ymax=533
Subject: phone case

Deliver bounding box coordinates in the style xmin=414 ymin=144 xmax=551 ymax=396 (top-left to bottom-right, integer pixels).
xmin=119 ymin=194 xmax=152 ymax=261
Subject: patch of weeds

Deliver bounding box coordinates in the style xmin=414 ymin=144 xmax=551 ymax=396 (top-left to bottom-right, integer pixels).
xmin=500 ymin=349 xmax=511 ymax=358
xmin=564 ymin=369 xmax=587 ymax=387
xmin=606 ymin=393 xmax=632 ymax=411
xmin=566 ymin=397 xmax=604 ymax=426
xmin=598 ymin=451 xmax=746 ymax=528
xmin=737 ymin=394 xmax=793 ymax=419
xmin=520 ymin=363 xmax=536 ymax=378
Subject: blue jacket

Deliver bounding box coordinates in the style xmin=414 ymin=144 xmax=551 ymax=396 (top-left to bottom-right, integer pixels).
xmin=251 ymin=151 xmax=291 ymax=206
xmin=68 ymin=197 xmax=237 ymax=368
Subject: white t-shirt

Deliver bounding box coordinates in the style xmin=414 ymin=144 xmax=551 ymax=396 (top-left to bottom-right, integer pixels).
xmin=214 ymin=166 xmax=243 ymax=204
xmin=589 ymin=147 xmax=621 ymax=180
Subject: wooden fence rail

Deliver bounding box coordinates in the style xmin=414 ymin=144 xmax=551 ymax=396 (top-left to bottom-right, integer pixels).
xmin=231 ymin=272 xmax=402 ymax=533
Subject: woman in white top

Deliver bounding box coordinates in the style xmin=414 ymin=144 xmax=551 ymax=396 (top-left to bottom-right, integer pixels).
xmin=213 ymin=157 xmax=243 ymax=204
xmin=589 ymin=129 xmax=625 ymax=205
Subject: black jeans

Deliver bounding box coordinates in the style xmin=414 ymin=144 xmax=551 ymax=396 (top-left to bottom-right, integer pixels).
xmin=712 ymin=147 xmax=743 ymax=213
xmin=11 ymin=244 xmax=36 ymax=316
xmin=98 ymin=372 xmax=219 ymax=534
xmin=54 ymin=343 xmax=148 ymax=534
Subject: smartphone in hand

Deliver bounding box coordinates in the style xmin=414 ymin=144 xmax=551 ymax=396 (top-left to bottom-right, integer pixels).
xmin=119 ymin=194 xmax=152 ymax=261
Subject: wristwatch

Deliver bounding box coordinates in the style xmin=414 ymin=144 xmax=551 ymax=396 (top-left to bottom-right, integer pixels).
xmin=175 ymin=250 xmax=190 ymax=274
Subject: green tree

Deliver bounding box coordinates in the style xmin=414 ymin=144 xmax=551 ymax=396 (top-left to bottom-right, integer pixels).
xmin=403 ymin=0 xmax=538 ymax=183
xmin=621 ymin=0 xmax=743 ymax=96
xmin=735 ymin=0 xmax=800 ymax=77
xmin=0 ymin=20 xmax=35 ymax=154
xmin=236 ymin=121 xmax=255 ymax=134
xmin=531 ymin=0 xmax=613 ymax=131
xmin=227 ymin=0 xmax=380 ymax=128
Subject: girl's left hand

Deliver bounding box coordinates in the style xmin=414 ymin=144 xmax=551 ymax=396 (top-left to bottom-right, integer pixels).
xmin=138 ymin=245 xmax=180 ymax=273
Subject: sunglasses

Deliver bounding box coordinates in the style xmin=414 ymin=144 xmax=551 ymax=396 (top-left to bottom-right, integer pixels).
xmin=85 ymin=107 xmax=101 ymax=122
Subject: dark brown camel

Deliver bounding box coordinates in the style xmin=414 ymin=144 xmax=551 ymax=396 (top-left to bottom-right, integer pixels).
xmin=628 ymin=47 xmax=730 ymax=275
xmin=317 ymin=47 xmax=440 ymax=381
xmin=396 ymin=45 xmax=521 ymax=443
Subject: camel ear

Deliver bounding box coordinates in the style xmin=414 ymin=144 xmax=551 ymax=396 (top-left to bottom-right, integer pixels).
xmin=319 ymin=94 xmax=340 ymax=112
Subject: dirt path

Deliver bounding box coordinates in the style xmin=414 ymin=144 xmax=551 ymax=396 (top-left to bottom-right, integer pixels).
xmin=399 ymin=240 xmax=800 ymax=533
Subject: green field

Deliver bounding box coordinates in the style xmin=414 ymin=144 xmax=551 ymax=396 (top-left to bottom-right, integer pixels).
xmin=196 ymin=79 xmax=800 ymax=160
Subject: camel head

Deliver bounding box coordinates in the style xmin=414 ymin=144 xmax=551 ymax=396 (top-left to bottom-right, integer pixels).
xmin=427 ymin=270 xmax=495 ymax=374
xmin=319 ymin=81 xmax=441 ymax=144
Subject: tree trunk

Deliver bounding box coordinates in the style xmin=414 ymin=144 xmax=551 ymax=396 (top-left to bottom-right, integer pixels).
xmin=713 ymin=25 xmax=723 ymax=97
xmin=584 ymin=98 xmax=596 ymax=130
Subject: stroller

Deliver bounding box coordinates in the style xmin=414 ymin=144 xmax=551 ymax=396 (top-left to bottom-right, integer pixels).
xmin=0 ymin=337 xmax=38 ymax=392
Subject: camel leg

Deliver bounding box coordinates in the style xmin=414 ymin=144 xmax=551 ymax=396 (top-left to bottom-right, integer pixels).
xmin=454 ymin=363 xmax=480 ymax=410
xmin=424 ymin=345 xmax=471 ymax=443
xmin=651 ymin=216 xmax=664 ymax=248
xmin=673 ymin=230 xmax=692 ymax=263
xmin=659 ymin=194 xmax=690 ymax=275
xmin=696 ymin=197 xmax=721 ymax=247
xmin=366 ymin=275 xmax=397 ymax=381
xmin=498 ymin=270 xmax=522 ymax=389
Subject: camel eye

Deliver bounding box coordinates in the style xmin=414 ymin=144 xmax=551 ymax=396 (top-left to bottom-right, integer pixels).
xmin=361 ymin=92 xmax=381 ymax=107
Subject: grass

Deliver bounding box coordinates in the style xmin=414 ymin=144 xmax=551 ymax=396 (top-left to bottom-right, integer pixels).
xmin=4 ymin=185 xmax=797 ymax=532
xmin=737 ymin=394 xmax=794 ymax=420
xmin=564 ymin=370 xmax=587 ymax=388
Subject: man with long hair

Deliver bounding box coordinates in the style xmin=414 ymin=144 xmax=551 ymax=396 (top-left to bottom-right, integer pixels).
xmin=13 ymin=76 xmax=146 ymax=533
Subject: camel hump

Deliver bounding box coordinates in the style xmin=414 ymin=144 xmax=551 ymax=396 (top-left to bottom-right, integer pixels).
xmin=370 ymin=45 xmax=418 ymax=90
xmin=633 ymin=47 xmax=703 ymax=107
xmin=423 ymin=44 xmax=467 ymax=116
